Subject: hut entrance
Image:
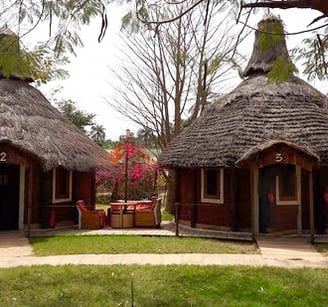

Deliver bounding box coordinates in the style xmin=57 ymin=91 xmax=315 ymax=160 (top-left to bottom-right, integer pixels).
xmin=258 ymin=165 xmax=275 ymax=233
xmin=258 ymin=164 xmax=300 ymax=233
xmin=0 ymin=164 xmax=20 ymax=230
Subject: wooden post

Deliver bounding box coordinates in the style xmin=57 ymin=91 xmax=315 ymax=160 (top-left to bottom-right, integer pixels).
xmin=27 ymin=165 xmax=33 ymax=238
xmin=175 ymin=202 xmax=179 ymax=237
xmin=230 ymin=168 xmax=237 ymax=231
xmin=250 ymin=166 xmax=259 ymax=240
xmin=124 ymin=138 xmax=129 ymax=203
xmin=296 ymin=166 xmax=302 ymax=235
xmin=190 ymin=168 xmax=197 ymax=228
xmin=309 ymin=169 xmax=315 ymax=243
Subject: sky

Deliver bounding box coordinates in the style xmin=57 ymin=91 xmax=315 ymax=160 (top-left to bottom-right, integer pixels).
xmin=36 ymin=4 xmax=327 ymax=141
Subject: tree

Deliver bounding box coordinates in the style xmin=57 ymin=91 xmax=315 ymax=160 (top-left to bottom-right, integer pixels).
xmin=109 ymin=1 xmax=246 ymax=150
xmin=56 ymin=99 xmax=96 ymax=132
xmin=90 ymin=124 xmax=107 ymax=146
xmin=130 ymin=1 xmax=328 ymax=81
xmin=56 ymin=99 xmax=108 ymax=146
xmin=109 ymin=1 xmax=247 ymax=211
xmin=0 ymin=1 xmax=112 ymax=83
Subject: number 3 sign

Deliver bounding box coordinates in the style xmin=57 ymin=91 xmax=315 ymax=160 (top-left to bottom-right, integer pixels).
xmin=275 ymin=153 xmax=283 ymax=163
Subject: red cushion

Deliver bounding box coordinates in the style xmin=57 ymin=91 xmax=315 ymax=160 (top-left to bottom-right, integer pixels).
xmin=111 ymin=205 xmax=122 ymax=212
xmin=136 ymin=203 xmax=152 ymax=210
xmin=126 ymin=205 xmax=135 ymax=211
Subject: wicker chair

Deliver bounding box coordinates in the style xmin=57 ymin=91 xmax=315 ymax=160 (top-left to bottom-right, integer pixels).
xmin=76 ymin=200 xmax=106 ymax=229
xmin=135 ymin=198 xmax=162 ymax=227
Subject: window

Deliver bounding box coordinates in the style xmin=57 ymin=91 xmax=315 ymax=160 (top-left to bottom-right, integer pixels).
xmin=52 ymin=167 xmax=72 ymax=203
xmin=276 ymin=165 xmax=300 ymax=205
xmin=201 ymin=168 xmax=224 ymax=204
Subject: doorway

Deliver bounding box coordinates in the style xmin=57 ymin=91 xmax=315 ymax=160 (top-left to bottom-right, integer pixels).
xmin=0 ymin=164 xmax=20 ymax=230
xmin=258 ymin=165 xmax=276 ymax=233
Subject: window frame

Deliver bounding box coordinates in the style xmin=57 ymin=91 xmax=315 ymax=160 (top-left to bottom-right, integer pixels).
xmin=275 ymin=165 xmax=300 ymax=205
xmin=52 ymin=167 xmax=73 ymax=204
xmin=201 ymin=168 xmax=224 ymax=204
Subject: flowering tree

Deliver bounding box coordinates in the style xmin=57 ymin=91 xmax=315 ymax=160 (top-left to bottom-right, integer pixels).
xmin=96 ymin=142 xmax=159 ymax=201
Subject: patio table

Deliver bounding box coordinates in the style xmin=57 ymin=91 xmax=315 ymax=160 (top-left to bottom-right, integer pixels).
xmin=109 ymin=202 xmax=140 ymax=228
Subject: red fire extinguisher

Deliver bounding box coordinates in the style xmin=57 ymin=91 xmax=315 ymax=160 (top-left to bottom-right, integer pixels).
xmin=267 ymin=191 xmax=275 ymax=205
xmin=50 ymin=210 xmax=56 ymax=228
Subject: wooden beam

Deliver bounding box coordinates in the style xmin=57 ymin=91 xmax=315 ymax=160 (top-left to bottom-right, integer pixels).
xmin=230 ymin=168 xmax=238 ymax=231
xmin=242 ymin=1 xmax=328 ymax=16
xmin=250 ymin=167 xmax=259 ymax=240
xmin=309 ymin=169 xmax=315 ymax=243
xmin=190 ymin=168 xmax=197 ymax=228
xmin=296 ymin=165 xmax=302 ymax=234
xmin=27 ymin=165 xmax=33 ymax=238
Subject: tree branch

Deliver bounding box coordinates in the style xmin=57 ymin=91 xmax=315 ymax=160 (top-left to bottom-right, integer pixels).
xmin=242 ymin=0 xmax=328 ymax=16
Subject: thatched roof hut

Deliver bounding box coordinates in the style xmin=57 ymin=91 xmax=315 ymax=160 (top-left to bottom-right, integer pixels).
xmin=158 ymin=15 xmax=328 ymax=169
xmin=0 ymin=27 xmax=111 ymax=232
xmin=0 ymin=27 xmax=110 ymax=172
xmin=158 ymin=15 xmax=328 ymax=238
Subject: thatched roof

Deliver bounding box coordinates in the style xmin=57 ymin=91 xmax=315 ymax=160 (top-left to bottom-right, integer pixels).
xmin=158 ymin=15 xmax=328 ymax=168
xmin=0 ymin=27 xmax=110 ymax=172
xmin=0 ymin=78 xmax=111 ymax=171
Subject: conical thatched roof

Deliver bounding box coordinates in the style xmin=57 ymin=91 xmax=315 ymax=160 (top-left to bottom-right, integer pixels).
xmin=0 ymin=27 xmax=110 ymax=172
xmin=158 ymin=15 xmax=328 ymax=168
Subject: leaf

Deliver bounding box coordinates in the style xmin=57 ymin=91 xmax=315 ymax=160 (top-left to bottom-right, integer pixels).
xmin=267 ymin=56 xmax=298 ymax=83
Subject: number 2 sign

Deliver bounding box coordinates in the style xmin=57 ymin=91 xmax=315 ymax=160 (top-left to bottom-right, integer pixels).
xmin=0 ymin=152 xmax=7 ymax=162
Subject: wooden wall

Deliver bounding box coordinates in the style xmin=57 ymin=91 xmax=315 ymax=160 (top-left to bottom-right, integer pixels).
xmin=176 ymin=168 xmax=251 ymax=231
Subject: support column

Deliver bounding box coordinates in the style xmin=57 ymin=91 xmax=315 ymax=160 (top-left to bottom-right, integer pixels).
xmin=250 ymin=167 xmax=259 ymax=239
xmin=27 ymin=165 xmax=33 ymax=238
xmin=190 ymin=168 xmax=197 ymax=228
xmin=309 ymin=169 xmax=315 ymax=243
xmin=18 ymin=163 xmax=25 ymax=230
xmin=296 ymin=165 xmax=302 ymax=235
xmin=230 ymin=168 xmax=237 ymax=231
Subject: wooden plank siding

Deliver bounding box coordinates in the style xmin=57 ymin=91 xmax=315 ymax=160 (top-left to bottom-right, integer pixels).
xmin=176 ymin=168 xmax=251 ymax=230
xmin=0 ymin=143 xmax=95 ymax=228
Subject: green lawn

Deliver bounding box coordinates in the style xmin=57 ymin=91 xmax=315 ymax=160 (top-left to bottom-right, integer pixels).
xmin=0 ymin=265 xmax=328 ymax=306
xmin=30 ymin=235 xmax=258 ymax=256
xmin=315 ymin=243 xmax=328 ymax=254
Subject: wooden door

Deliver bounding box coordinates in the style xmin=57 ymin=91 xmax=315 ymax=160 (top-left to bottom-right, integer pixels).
xmin=0 ymin=164 xmax=20 ymax=230
xmin=259 ymin=166 xmax=275 ymax=233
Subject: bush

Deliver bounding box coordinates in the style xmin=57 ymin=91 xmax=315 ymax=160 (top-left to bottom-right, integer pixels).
xmin=96 ymin=192 xmax=111 ymax=204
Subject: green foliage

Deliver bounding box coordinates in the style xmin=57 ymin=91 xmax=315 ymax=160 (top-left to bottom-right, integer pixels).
xmin=267 ymin=56 xmax=298 ymax=83
xmin=293 ymin=36 xmax=328 ymax=81
xmin=207 ymin=55 xmax=222 ymax=75
xmin=55 ymin=99 xmax=108 ymax=146
xmin=0 ymin=34 xmax=68 ymax=85
xmin=56 ymin=99 xmax=96 ymax=132
xmin=258 ymin=21 xmax=284 ymax=52
xmin=90 ymin=124 xmax=106 ymax=146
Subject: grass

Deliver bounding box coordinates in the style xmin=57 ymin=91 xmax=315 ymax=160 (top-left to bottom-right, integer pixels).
xmin=315 ymin=243 xmax=328 ymax=254
xmin=30 ymin=235 xmax=258 ymax=256
xmin=1 ymin=265 xmax=328 ymax=306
